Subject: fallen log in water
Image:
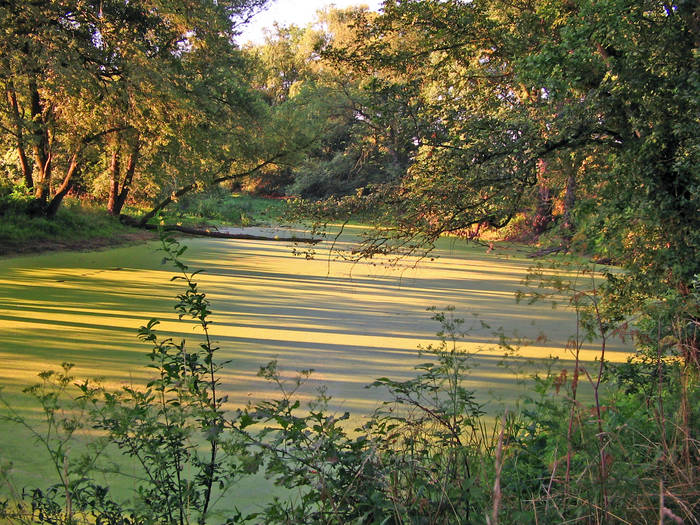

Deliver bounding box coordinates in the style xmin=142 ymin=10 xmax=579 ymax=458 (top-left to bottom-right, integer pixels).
xmin=526 ymin=245 xmax=567 ymax=258
xmin=120 ymin=215 xmax=321 ymax=244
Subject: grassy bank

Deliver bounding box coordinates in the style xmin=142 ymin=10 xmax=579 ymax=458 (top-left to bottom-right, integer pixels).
xmin=0 ymin=193 xmax=290 ymax=257
xmin=0 ymin=199 xmax=154 ymax=256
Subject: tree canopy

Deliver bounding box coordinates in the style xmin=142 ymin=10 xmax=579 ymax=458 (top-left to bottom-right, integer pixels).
xmin=0 ymin=0 xmax=286 ymax=219
xmin=283 ymin=0 xmax=698 ymax=331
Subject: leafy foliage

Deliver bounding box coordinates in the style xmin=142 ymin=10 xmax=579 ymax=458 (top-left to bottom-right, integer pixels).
xmin=1 ymin=0 xmax=699 ymax=523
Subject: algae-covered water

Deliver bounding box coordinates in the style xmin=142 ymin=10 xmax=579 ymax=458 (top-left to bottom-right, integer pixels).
xmin=0 ymin=228 xmax=630 ymax=512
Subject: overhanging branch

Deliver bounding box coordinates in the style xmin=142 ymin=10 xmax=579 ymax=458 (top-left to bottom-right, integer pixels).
xmin=132 ymin=152 xmax=287 ymax=227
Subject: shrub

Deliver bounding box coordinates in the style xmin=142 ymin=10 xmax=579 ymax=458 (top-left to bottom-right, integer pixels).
xmin=0 ymin=181 xmax=32 ymax=216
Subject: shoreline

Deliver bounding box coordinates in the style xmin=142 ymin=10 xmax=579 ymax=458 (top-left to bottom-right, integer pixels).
xmin=0 ymin=230 xmax=159 ymax=258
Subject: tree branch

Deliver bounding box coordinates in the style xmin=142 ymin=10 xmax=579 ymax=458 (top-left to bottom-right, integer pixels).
xmin=133 ymin=153 xmax=287 ymax=227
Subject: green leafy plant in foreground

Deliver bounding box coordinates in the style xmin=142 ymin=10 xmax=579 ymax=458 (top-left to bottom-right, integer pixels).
xmin=230 ymin=307 xmax=493 ymax=524
xmin=0 ymin=363 xmax=116 ymax=524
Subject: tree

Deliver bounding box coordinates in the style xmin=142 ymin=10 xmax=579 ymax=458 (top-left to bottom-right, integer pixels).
xmin=242 ymin=6 xmax=424 ymax=199
xmin=0 ymin=0 xmax=271 ymax=218
xmin=305 ymin=0 xmax=698 ymax=310
xmin=1 ymin=0 xmax=112 ymax=216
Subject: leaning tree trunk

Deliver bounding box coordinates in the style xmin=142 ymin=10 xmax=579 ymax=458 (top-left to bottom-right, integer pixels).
xmin=135 ymin=153 xmax=286 ymax=227
xmin=45 ymin=154 xmax=79 ymax=218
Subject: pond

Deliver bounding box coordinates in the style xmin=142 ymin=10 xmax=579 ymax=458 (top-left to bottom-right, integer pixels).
xmin=0 ymin=227 xmax=630 ymax=507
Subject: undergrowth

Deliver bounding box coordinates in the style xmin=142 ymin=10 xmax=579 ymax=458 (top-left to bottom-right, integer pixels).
xmin=0 ymin=203 xmax=139 ymax=255
xmin=152 ymin=189 xmax=288 ymax=228
xmin=0 ymin=184 xmax=139 ymax=254
xmin=0 ymin=181 xmax=289 ymax=256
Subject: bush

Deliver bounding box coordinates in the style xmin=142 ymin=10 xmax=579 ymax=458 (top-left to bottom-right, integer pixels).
xmin=167 ymin=188 xmax=285 ymax=227
xmin=0 ymin=180 xmax=32 ymax=216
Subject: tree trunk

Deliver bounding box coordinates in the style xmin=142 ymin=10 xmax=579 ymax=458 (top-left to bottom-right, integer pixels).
xmin=113 ymin=146 xmax=139 ymax=215
xmin=120 ymin=217 xmax=320 ymax=244
xmin=388 ymin=123 xmax=400 ymax=166
xmin=138 ymin=181 xmax=198 ymax=226
xmin=45 ymin=154 xmax=79 ymax=218
xmin=532 ymin=159 xmax=553 ymax=235
xmin=107 ymin=141 xmax=121 ymax=215
xmin=563 ymin=171 xmax=576 ymax=240
xmin=17 ymin=144 xmax=32 ymax=190
xmin=29 ymin=78 xmax=51 ymax=203
xmin=6 ymin=85 xmax=33 ymax=189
